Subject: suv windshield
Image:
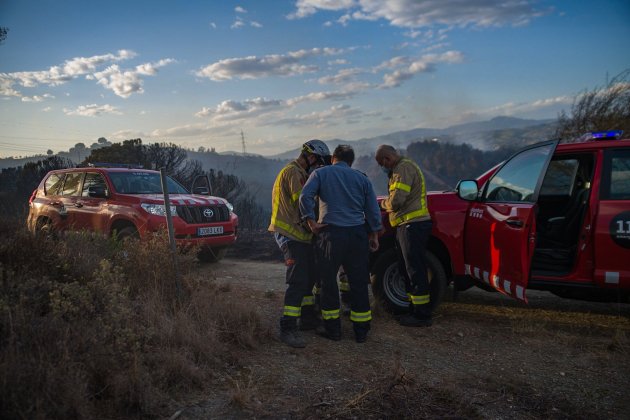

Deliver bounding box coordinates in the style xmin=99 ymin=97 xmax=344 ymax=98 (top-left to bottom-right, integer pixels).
xmin=108 ymin=172 xmax=189 ymax=194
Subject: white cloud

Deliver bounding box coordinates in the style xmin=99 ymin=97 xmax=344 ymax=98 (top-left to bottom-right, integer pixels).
xmin=235 ymin=6 xmax=247 ymax=13
xmin=196 ymin=48 xmax=345 ymax=81
xmin=42 ymin=106 xmax=52 ymax=112
xmin=318 ymin=67 xmax=363 ymax=84
xmin=0 ymin=50 xmax=173 ymax=100
xmin=64 ymin=104 xmax=122 ymax=117
xmin=250 ymin=21 xmax=263 ymax=28
xmin=288 ymin=0 xmax=357 ymax=19
xmin=89 ymin=58 xmax=175 ymax=98
xmin=289 ymin=0 xmax=551 ymax=28
xmin=209 ymin=21 xmax=217 ymax=29
xmin=21 ymin=93 xmax=55 ymax=102
xmin=231 ymin=18 xmax=246 ymax=29
xmin=379 ymin=50 xmax=464 ymax=88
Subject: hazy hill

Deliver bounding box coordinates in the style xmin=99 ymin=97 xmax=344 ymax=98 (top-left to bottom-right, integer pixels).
xmin=0 ymin=116 xmax=557 ymax=210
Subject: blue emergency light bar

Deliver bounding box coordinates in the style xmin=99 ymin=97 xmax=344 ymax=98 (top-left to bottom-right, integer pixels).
xmin=589 ymin=130 xmax=624 ymax=140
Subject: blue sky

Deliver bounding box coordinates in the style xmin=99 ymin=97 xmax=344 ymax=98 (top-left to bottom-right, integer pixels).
xmin=1 ymin=0 xmax=629 ymax=158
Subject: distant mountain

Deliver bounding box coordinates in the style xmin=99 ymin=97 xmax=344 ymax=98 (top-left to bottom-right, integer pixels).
xmin=269 ymin=116 xmax=557 ymax=160
xmin=0 ymin=116 xmax=558 ymax=209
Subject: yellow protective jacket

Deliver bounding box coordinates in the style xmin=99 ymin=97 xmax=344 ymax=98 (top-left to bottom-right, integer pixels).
xmin=268 ymin=160 xmax=313 ymax=243
xmin=381 ymin=157 xmax=430 ymax=227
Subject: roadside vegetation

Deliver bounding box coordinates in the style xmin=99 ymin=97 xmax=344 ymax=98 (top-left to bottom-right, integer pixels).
xmin=0 ymin=221 xmax=268 ymax=418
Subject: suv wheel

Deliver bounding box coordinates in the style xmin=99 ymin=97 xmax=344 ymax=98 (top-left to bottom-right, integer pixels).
xmin=370 ymin=248 xmax=447 ymax=313
xmin=198 ymin=247 xmax=227 ymax=263
xmin=115 ymin=226 xmax=139 ymax=241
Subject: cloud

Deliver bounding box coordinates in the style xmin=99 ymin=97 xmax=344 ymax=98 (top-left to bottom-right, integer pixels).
xmin=288 ymin=0 xmax=356 ymax=19
xmin=196 ymin=47 xmax=345 ymax=81
xmin=63 ymin=104 xmax=122 ymax=117
xmin=379 ymin=50 xmax=464 ymax=88
xmin=231 ymin=18 xmax=246 ymax=29
xmin=235 ymin=6 xmax=247 ymax=13
xmin=289 ymin=0 xmax=551 ymax=28
xmin=318 ymin=67 xmax=363 ymax=84
xmin=0 ymin=50 xmax=135 ymax=98
xmin=88 ymin=58 xmax=175 ymax=98
xmin=0 ymin=50 xmax=173 ymax=99
xmin=21 ymin=93 xmax=55 ymax=102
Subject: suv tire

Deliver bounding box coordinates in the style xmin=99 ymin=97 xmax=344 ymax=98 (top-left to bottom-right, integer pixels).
xmin=371 ymin=248 xmax=447 ymax=314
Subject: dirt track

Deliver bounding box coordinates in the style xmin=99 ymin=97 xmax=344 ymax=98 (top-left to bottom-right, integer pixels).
xmin=177 ymin=254 xmax=630 ymax=419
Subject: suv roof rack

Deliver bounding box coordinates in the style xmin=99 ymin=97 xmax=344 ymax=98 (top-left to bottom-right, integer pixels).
xmin=86 ymin=162 xmax=145 ymax=169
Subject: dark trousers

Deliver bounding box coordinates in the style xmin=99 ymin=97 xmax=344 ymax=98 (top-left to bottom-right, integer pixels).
xmin=316 ymin=225 xmax=371 ymax=328
xmin=280 ymin=240 xmax=314 ymax=318
xmin=395 ymin=220 xmax=433 ymax=318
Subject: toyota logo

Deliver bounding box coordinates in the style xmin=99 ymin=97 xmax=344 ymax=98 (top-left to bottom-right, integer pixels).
xmin=203 ymin=208 xmax=214 ymax=218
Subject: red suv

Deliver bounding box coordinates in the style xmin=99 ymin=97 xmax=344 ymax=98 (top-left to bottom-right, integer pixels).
xmin=371 ymin=131 xmax=630 ymax=310
xmin=27 ymin=165 xmax=238 ymax=262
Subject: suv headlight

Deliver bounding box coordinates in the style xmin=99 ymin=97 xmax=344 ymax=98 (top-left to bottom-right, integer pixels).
xmin=226 ymin=202 xmax=234 ymax=213
xmin=141 ymin=203 xmax=177 ymax=216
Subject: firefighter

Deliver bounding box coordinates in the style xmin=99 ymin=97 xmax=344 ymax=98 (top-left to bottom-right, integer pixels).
xmin=375 ymin=144 xmax=433 ymax=327
xmin=300 ymin=145 xmax=382 ymax=343
xmin=269 ymin=139 xmax=331 ymax=348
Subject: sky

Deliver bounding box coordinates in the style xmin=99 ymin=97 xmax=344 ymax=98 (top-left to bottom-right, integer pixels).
xmin=1 ymin=0 xmax=629 ymax=158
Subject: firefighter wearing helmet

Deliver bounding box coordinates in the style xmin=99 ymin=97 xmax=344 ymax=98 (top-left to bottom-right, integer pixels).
xmin=269 ymin=139 xmax=331 ymax=348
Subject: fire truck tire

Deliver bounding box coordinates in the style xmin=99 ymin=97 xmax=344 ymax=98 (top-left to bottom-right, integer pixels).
xmin=198 ymin=247 xmax=227 ymax=263
xmin=370 ymin=248 xmax=447 ymax=314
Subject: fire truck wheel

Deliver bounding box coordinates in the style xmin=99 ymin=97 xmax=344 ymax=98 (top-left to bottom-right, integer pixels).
xmin=115 ymin=226 xmax=139 ymax=241
xmin=198 ymin=247 xmax=227 ymax=263
xmin=370 ymin=248 xmax=447 ymax=314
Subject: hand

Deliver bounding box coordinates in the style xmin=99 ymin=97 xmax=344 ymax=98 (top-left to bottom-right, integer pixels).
xmin=307 ymin=219 xmax=328 ymax=235
xmin=368 ymin=232 xmax=379 ymax=252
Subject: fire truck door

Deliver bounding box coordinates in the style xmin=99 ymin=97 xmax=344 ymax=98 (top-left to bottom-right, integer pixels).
xmin=463 ymin=141 xmax=558 ymax=303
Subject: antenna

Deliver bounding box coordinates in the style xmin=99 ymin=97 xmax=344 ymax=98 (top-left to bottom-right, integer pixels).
xmin=241 ymin=129 xmax=247 ymax=155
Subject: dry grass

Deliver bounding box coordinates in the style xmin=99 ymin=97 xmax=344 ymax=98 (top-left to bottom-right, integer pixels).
xmin=0 ymin=222 xmax=267 ymax=419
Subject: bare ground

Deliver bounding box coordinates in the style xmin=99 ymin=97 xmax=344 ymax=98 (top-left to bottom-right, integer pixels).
xmin=174 ymin=232 xmax=630 ymax=419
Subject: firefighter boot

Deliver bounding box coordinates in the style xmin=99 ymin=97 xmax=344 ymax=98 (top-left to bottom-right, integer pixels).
xmin=299 ymin=305 xmax=320 ymax=331
xmin=318 ymin=318 xmax=341 ymax=341
xmin=279 ymin=316 xmax=306 ymax=348
xmin=399 ymin=303 xmax=432 ymax=327
xmin=353 ymin=321 xmax=371 ymax=343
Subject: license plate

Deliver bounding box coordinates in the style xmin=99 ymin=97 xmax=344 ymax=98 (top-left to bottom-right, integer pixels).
xmin=198 ymin=226 xmax=224 ymax=236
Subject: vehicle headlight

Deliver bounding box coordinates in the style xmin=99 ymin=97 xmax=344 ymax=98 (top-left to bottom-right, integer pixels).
xmin=226 ymin=202 xmax=234 ymax=213
xmin=141 ymin=203 xmax=177 ymax=216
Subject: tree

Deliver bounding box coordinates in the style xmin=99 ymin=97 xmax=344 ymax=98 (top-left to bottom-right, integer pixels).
xmin=47 ymin=149 xmax=54 ymax=156
xmin=556 ymin=69 xmax=630 ymax=141
xmin=0 ymin=27 xmax=8 ymax=44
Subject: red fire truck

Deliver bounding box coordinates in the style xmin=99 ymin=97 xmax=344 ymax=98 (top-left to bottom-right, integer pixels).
xmin=371 ymin=130 xmax=630 ymax=311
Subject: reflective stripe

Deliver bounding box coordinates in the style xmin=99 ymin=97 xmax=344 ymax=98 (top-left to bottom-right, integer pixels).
xmin=283 ymin=305 xmax=301 ymax=317
xmin=301 ymin=295 xmax=315 ymax=306
xmin=391 ymin=208 xmax=429 ymax=227
xmin=350 ymin=310 xmax=372 ymax=322
xmin=321 ymin=309 xmax=340 ymax=320
xmin=339 ymin=279 xmax=350 ymax=292
xmin=410 ymin=294 xmax=430 ymax=305
xmin=275 ymin=219 xmax=312 ymax=241
xmin=390 ymin=181 xmax=411 ymax=192
xmin=389 ymin=158 xmax=429 ymax=227
xmin=270 ymin=162 xmax=312 ymax=242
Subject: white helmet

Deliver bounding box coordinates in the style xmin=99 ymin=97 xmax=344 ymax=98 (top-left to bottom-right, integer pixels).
xmin=302 ymin=139 xmax=330 ymax=159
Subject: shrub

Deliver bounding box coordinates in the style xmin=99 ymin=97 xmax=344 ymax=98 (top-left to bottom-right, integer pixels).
xmin=0 ymin=222 xmax=266 ymax=418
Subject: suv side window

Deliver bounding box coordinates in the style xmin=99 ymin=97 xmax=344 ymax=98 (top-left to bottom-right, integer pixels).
xmin=484 ymin=143 xmax=555 ymax=203
xmin=602 ymin=149 xmax=630 ymax=200
xmin=44 ymin=173 xmax=64 ymax=196
xmin=82 ymin=172 xmax=107 ymax=197
xmin=62 ymin=173 xmax=84 ymax=196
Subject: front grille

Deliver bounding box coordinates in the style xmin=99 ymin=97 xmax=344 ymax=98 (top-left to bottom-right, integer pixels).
xmin=176 ymin=204 xmax=229 ymax=224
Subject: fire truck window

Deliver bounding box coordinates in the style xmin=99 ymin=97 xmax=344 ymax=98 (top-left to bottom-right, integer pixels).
xmin=62 ymin=173 xmax=83 ymax=196
xmin=609 ymin=153 xmax=630 ymax=200
xmin=484 ymin=143 xmax=554 ymax=203
xmin=44 ymin=174 xmax=64 ymax=196
xmin=82 ymin=173 xmax=107 ymax=197
xmin=540 ymin=159 xmax=578 ymax=196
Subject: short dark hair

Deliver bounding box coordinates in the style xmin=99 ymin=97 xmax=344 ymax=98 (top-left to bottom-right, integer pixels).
xmin=333 ymin=145 xmax=354 ymax=166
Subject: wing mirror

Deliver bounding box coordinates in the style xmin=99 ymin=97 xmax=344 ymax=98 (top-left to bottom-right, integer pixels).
xmin=457 ymin=180 xmax=479 ymax=201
